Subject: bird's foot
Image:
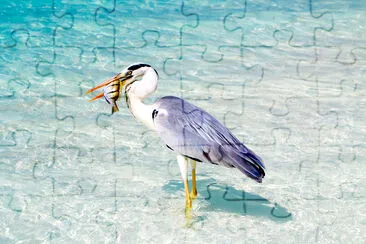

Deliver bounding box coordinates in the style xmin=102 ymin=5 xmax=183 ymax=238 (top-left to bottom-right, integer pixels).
xmin=185 ymin=204 xmax=192 ymax=219
xmin=185 ymin=197 xmax=192 ymax=217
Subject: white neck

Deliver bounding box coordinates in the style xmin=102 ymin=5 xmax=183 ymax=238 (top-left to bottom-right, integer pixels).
xmin=126 ymin=68 xmax=158 ymax=130
xmin=127 ymin=95 xmax=155 ymax=130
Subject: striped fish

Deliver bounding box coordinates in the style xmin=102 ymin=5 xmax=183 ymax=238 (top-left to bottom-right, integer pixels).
xmin=103 ymin=79 xmax=121 ymax=114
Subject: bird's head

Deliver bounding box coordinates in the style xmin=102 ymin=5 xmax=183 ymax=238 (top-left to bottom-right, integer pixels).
xmin=120 ymin=63 xmax=158 ymax=89
xmin=85 ymin=63 xmax=159 ymax=99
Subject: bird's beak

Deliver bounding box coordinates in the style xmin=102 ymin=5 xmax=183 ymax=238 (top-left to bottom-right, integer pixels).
xmin=85 ymin=72 xmax=132 ymax=101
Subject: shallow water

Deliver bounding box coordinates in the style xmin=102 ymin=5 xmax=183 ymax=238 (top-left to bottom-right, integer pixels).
xmin=1 ymin=0 xmax=366 ymax=243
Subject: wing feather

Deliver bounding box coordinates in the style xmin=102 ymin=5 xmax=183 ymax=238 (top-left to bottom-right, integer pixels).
xmin=154 ymin=96 xmax=265 ymax=182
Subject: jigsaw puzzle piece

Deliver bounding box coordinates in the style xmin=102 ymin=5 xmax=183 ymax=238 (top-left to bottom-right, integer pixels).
xmin=225 ymin=0 xmax=333 ymax=47
xmin=0 ymin=194 xmax=55 ymax=243
xmin=163 ymin=45 xmax=207 ymax=100
xmin=315 ymin=195 xmax=365 ymax=243
xmin=180 ymin=0 xmax=246 ymax=61
xmin=198 ymin=46 xmax=263 ymax=122
xmin=0 ymin=77 xmax=30 ymax=100
xmin=30 ymin=124 xmax=140 ymax=241
xmin=297 ymin=47 xmax=364 ymax=85
xmin=297 ymin=46 xmax=366 ymax=158
xmin=52 ymin=0 xmax=115 ymax=63
xmin=0 ymin=28 xmax=55 ymax=97
xmin=0 ymin=127 xmax=35 ymax=176
xmin=265 ymin=96 xmax=339 ymax=200
xmin=46 ymin=115 xmax=139 ymax=196
xmin=259 ymin=127 xmax=308 ymax=189
xmin=95 ymin=0 xmax=186 ymax=48
xmin=242 ymin=30 xmax=317 ymax=116
xmin=94 ymin=114 xmax=138 ymax=180
xmin=312 ymin=1 xmax=366 ymax=63
xmin=0 ymin=1 xmax=62 ymax=48
xmin=0 ymin=125 xmax=60 ymax=241
xmin=163 ymin=44 xmax=263 ymax=117
xmin=223 ymin=33 xmax=317 ymax=145
xmin=226 ymin=31 xmax=326 ymax=149
xmin=316 ymin=143 xmax=345 ymax=200
xmin=0 ymin=128 xmax=34 ymax=184
xmin=0 ymin=186 xmax=26 ymax=213
xmin=223 ymin=91 xmax=274 ymax=146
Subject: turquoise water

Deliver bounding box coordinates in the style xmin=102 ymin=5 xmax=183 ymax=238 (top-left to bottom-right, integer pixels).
xmin=1 ymin=0 xmax=366 ymax=243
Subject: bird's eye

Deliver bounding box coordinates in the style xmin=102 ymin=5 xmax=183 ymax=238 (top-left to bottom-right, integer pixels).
xmin=127 ymin=71 xmax=132 ymax=75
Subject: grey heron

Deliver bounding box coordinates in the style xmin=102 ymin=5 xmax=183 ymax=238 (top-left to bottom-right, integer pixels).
xmin=86 ymin=63 xmax=265 ymax=214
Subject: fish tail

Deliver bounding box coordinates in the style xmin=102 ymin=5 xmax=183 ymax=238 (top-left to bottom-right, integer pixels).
xmin=112 ymin=103 xmax=119 ymax=114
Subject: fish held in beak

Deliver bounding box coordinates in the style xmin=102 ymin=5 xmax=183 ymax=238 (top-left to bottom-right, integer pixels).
xmin=103 ymin=79 xmax=121 ymax=114
xmin=85 ymin=73 xmax=124 ymax=95
xmin=86 ymin=73 xmax=128 ymax=114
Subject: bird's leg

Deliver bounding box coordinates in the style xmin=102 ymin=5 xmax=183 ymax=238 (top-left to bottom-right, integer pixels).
xmin=183 ymin=178 xmax=192 ymax=211
xmin=177 ymin=155 xmax=192 ymax=215
xmin=190 ymin=160 xmax=198 ymax=200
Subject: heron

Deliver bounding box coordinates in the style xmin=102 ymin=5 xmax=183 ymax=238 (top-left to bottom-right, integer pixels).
xmin=86 ymin=63 xmax=265 ymax=214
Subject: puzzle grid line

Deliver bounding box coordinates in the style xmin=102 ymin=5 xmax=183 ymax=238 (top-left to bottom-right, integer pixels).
xmin=1 ymin=0 xmax=365 ymax=243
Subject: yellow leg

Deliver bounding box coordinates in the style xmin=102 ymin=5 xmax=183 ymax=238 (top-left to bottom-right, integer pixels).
xmin=190 ymin=160 xmax=198 ymax=200
xmin=184 ymin=179 xmax=192 ymax=214
xmin=177 ymin=155 xmax=192 ymax=216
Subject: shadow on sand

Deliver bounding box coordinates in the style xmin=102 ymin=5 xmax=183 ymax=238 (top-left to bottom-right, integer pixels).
xmin=163 ymin=177 xmax=292 ymax=222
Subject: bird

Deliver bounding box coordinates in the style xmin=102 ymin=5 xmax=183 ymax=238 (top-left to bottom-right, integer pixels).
xmin=85 ymin=63 xmax=265 ymax=215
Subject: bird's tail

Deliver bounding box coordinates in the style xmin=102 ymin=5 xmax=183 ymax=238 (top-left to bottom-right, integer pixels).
xmin=225 ymin=147 xmax=265 ymax=183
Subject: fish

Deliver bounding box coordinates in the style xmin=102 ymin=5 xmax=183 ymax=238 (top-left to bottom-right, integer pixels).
xmin=103 ymin=79 xmax=121 ymax=114
xmin=88 ymin=79 xmax=121 ymax=114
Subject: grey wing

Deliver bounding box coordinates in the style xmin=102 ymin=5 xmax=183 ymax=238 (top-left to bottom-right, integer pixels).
xmin=153 ymin=96 xmax=265 ymax=183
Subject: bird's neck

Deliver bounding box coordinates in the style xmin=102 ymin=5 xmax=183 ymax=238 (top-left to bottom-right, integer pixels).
xmin=125 ymin=68 xmax=158 ymax=130
xmin=127 ymin=94 xmax=155 ymax=130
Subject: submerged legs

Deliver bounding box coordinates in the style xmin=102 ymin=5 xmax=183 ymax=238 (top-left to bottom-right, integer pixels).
xmin=177 ymin=155 xmax=192 ymax=214
xmin=177 ymin=155 xmax=199 ymax=216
